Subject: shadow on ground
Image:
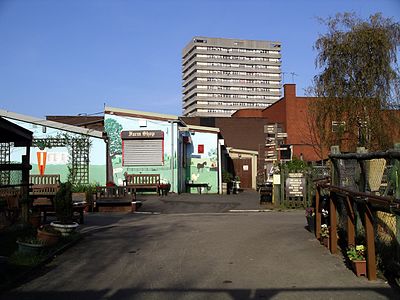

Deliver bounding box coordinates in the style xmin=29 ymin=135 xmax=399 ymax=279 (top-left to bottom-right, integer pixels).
xmin=4 ymin=286 xmax=397 ymax=300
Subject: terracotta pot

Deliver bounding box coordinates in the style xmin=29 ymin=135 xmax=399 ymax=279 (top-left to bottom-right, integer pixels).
xmin=322 ymin=237 xmax=330 ymax=249
xmin=352 ymin=260 xmax=367 ymax=277
xmin=37 ymin=228 xmax=60 ymax=246
xmin=29 ymin=214 xmax=41 ymax=228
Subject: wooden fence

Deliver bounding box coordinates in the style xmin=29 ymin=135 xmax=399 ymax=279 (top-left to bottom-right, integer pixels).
xmin=314 ymin=147 xmax=400 ymax=281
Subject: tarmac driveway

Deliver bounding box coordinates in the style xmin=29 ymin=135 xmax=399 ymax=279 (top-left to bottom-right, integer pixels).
xmin=2 ymin=192 xmax=398 ymax=300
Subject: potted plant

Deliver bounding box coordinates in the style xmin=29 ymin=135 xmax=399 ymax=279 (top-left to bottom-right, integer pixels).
xmin=320 ymin=224 xmax=329 ymax=248
xmin=305 ymin=207 xmax=315 ymax=233
xmin=37 ymin=224 xmax=61 ymax=246
xmin=233 ymin=176 xmax=241 ymax=194
xmin=16 ymin=237 xmax=45 ymax=255
xmin=347 ymin=245 xmax=367 ymax=277
xmin=222 ymin=171 xmax=233 ymax=194
xmin=28 ymin=208 xmax=41 ymax=229
xmin=51 ymin=182 xmax=79 ymax=236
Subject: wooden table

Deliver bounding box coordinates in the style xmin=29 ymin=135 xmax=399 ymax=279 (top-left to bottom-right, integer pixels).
xmin=186 ymin=182 xmax=209 ymax=194
xmin=33 ymin=198 xmax=88 ymax=224
xmin=157 ymin=184 xmax=171 ymax=196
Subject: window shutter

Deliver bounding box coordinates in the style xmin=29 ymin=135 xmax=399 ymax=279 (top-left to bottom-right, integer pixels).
xmin=123 ymin=139 xmax=163 ymax=166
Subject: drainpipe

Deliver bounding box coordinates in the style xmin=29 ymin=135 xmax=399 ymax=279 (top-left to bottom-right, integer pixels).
xmin=218 ymin=138 xmax=223 ymax=194
xmin=169 ymin=121 xmax=175 ymax=193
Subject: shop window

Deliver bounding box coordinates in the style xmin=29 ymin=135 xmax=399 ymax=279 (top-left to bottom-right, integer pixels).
xmin=121 ymin=130 xmax=164 ymax=166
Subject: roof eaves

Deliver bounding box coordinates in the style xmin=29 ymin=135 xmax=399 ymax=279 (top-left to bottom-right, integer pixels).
xmin=0 ymin=109 xmax=103 ymax=138
xmin=105 ymin=106 xmax=179 ymax=121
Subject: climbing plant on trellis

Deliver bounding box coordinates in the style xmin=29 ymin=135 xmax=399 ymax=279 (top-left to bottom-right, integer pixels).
xmin=33 ymin=133 xmax=91 ymax=185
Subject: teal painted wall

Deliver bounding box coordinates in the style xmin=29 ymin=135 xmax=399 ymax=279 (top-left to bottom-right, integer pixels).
xmin=185 ymin=131 xmax=219 ymax=194
xmin=105 ymin=114 xmax=219 ymax=193
xmin=105 ymin=114 xmax=179 ymax=192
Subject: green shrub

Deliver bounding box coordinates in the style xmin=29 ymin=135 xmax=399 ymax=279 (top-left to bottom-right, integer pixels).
xmin=54 ymin=182 xmax=73 ymax=224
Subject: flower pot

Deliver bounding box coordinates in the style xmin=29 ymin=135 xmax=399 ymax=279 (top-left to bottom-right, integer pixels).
xmin=222 ymin=182 xmax=227 ymax=194
xmin=29 ymin=214 xmax=41 ymax=229
xmin=50 ymin=221 xmax=79 ymax=236
xmin=37 ymin=228 xmax=61 ymax=246
xmin=16 ymin=240 xmax=45 ymax=255
xmin=323 ymin=237 xmax=330 ymax=249
xmin=352 ymin=260 xmax=367 ymax=277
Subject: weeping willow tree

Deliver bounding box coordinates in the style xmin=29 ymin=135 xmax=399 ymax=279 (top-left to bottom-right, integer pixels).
xmin=309 ymin=13 xmax=400 ymax=152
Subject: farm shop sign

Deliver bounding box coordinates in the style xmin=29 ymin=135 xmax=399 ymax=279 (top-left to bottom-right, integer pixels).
xmin=285 ymin=173 xmax=305 ymax=197
xmin=121 ymin=130 xmax=164 ymax=140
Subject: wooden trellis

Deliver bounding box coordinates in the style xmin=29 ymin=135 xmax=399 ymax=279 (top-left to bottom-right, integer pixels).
xmin=33 ymin=137 xmax=90 ymax=185
xmin=0 ymin=142 xmax=11 ymax=185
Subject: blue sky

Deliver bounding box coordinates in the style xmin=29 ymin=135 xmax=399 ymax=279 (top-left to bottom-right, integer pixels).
xmin=0 ymin=0 xmax=399 ymax=118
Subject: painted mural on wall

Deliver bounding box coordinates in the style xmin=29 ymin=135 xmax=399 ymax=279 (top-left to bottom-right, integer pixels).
xmin=186 ymin=131 xmax=218 ymax=193
xmin=104 ymin=114 xmax=179 ymax=191
xmin=7 ymin=118 xmax=106 ymax=185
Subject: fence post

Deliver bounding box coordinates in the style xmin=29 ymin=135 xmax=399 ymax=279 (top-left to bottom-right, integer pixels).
xmin=330 ymin=146 xmax=340 ymax=186
xmin=280 ymin=169 xmax=285 ymax=208
xmin=315 ymin=186 xmax=321 ymax=239
xmin=329 ymin=192 xmax=338 ymax=254
xmin=364 ymin=203 xmax=377 ymax=280
xmin=345 ymin=195 xmax=355 ymax=247
xmin=394 ymin=143 xmax=400 ymax=262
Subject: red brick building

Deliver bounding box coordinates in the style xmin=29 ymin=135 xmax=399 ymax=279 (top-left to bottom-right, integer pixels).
xmin=234 ymin=84 xmax=400 ymax=162
xmin=233 ymin=84 xmax=324 ymax=161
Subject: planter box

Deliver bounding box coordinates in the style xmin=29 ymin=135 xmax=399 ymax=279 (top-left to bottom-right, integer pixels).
xmin=352 ymin=260 xmax=367 ymax=277
xmin=16 ymin=240 xmax=45 ymax=255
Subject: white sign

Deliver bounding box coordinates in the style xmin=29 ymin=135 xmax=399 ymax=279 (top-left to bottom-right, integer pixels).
xmin=273 ymin=174 xmax=281 ymax=185
xmin=243 ymin=165 xmax=249 ymax=171
xmin=46 ymin=152 xmax=69 ymax=164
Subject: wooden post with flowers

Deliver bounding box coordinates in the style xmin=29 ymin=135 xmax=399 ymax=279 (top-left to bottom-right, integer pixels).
xmin=364 ymin=203 xmax=377 ymax=280
xmin=329 ymin=192 xmax=338 ymax=254
xmin=315 ymin=186 xmax=321 ymax=239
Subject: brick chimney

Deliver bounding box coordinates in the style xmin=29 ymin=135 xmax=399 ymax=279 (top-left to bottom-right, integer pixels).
xmin=283 ymin=84 xmax=296 ymax=98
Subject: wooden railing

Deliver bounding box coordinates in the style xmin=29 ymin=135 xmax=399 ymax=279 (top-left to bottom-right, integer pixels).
xmin=314 ymin=147 xmax=400 ymax=281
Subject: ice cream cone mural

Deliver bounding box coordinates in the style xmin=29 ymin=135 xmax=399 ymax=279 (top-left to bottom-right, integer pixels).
xmin=37 ymin=151 xmax=47 ymax=176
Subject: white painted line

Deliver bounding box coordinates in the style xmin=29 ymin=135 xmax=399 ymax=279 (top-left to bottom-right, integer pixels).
xmin=134 ymin=211 xmax=161 ymax=215
xmin=228 ymin=209 xmax=272 ymax=213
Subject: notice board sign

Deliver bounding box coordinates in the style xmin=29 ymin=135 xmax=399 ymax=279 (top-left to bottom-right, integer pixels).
xmin=285 ymin=173 xmax=305 ymax=197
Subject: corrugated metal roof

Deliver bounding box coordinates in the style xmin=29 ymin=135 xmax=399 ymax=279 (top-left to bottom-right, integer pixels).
xmin=0 ymin=109 xmax=103 ymax=138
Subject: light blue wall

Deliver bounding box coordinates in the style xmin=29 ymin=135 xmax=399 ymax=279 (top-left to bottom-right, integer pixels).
xmin=6 ymin=118 xmax=106 ymax=185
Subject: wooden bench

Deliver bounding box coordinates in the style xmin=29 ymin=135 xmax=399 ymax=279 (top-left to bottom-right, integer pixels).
xmin=124 ymin=174 xmax=160 ymax=195
xmin=94 ymin=186 xmax=139 ymax=213
xmin=0 ymin=187 xmax=21 ymax=224
xmin=29 ymin=174 xmax=60 ymax=198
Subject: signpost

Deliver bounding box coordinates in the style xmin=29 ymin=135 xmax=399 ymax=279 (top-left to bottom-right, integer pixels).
xmin=285 ymin=173 xmax=305 ymax=207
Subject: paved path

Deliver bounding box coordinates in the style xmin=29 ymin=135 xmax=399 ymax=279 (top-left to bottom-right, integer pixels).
xmin=2 ymin=192 xmax=398 ymax=299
